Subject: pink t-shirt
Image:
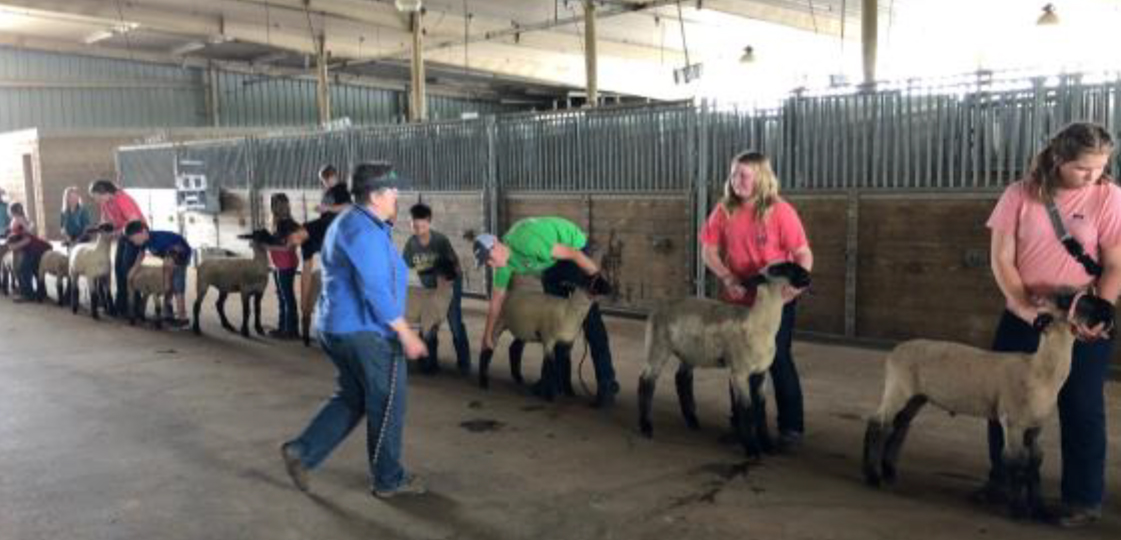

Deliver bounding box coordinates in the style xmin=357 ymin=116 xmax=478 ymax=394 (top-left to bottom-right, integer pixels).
xmin=700 ymin=198 xmax=809 ymax=306
xmin=100 ymin=191 xmax=146 ymax=232
xmin=986 ymin=179 xmax=1121 ymax=298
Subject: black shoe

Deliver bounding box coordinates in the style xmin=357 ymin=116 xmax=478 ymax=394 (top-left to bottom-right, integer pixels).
xmin=280 ymin=442 xmax=309 ymax=492
xmin=969 ymin=481 xmax=1010 ymax=506
xmin=591 ymin=381 xmax=620 ymax=409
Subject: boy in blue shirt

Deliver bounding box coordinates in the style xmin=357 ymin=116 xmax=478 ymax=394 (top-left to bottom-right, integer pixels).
xmin=126 ymin=220 xmax=192 ymax=324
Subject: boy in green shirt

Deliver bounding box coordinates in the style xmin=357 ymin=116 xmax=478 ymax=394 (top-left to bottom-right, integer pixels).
xmin=473 ymin=216 xmax=618 ymax=408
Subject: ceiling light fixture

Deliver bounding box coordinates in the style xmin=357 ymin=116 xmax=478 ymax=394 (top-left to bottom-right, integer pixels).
xmin=82 ymin=30 xmax=115 ymax=45
xmin=395 ymin=0 xmax=423 ymax=12
xmin=170 ymin=41 xmax=206 ymax=56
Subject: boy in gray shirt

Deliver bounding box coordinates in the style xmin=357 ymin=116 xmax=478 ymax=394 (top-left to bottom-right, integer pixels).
xmin=403 ymin=203 xmax=471 ymax=375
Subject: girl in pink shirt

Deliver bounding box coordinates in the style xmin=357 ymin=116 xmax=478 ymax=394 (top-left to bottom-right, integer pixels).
xmin=700 ymin=151 xmax=814 ymax=450
xmin=89 ymin=179 xmax=146 ymax=318
xmin=982 ymin=123 xmax=1120 ymax=527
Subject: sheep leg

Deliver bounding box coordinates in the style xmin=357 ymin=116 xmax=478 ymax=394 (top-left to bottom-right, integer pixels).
xmin=508 ymin=339 xmax=525 ymax=385
xmin=419 ymin=328 xmax=440 ymax=374
xmin=215 ymin=291 xmax=236 ymax=333
xmin=862 ymin=419 xmax=888 ymax=487
xmin=70 ymin=276 xmax=80 ymax=313
xmin=1020 ymin=427 xmax=1048 ymax=520
xmin=301 ymin=309 xmax=313 ymax=347
xmin=880 ymin=395 xmax=928 ymax=484
xmin=129 ymin=291 xmax=142 ymax=326
xmin=251 ymin=292 xmax=264 ymax=336
xmin=1002 ymin=423 xmax=1032 ymax=520
xmin=675 ymin=364 xmax=700 ymax=430
xmin=192 ymin=292 xmax=205 ymax=335
xmin=730 ymin=371 xmax=762 ymax=459
xmin=554 ymin=342 xmax=576 ymax=397
xmin=153 ymin=296 xmax=163 ymax=331
xmin=90 ymin=278 xmax=101 ymax=321
xmin=638 ymin=374 xmax=657 ymax=438
xmin=56 ymin=278 xmax=65 ymax=307
xmin=478 ymin=348 xmax=494 ymax=389
xmin=239 ymin=292 xmax=251 ymax=337
xmin=750 ymin=374 xmax=775 ymax=454
xmin=536 ymin=355 xmax=557 ymax=402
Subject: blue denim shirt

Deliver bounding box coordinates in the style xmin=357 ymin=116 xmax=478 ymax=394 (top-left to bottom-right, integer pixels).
xmin=314 ymin=205 xmax=408 ymax=339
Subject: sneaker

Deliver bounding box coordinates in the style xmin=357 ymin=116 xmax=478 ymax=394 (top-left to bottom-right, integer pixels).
xmin=777 ymin=431 xmax=804 ymax=453
xmin=1057 ymin=505 xmax=1102 ymax=528
xmin=279 ymin=442 xmax=309 ymax=492
xmin=373 ymin=474 xmax=426 ymax=499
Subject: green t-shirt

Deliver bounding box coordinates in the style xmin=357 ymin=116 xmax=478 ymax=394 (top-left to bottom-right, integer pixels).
xmin=493 ymin=217 xmax=587 ymax=289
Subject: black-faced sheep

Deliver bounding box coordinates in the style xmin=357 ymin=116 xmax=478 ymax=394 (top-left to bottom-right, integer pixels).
xmin=637 ymin=262 xmax=812 ymax=458
xmin=192 ymin=230 xmax=271 ymax=337
xmin=862 ymin=291 xmax=1114 ymax=521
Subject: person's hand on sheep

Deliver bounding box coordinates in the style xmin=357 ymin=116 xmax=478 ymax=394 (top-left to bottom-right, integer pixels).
xmin=482 ymin=331 xmax=496 ymax=352
xmin=721 ymin=274 xmax=747 ymax=301
xmin=781 ymin=285 xmax=807 ymax=303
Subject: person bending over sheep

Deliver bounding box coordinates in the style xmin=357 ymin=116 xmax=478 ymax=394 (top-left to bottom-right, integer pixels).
xmin=473 ymin=216 xmax=618 ymax=408
xmin=404 ymin=202 xmax=470 ymax=375
xmin=701 ymin=151 xmax=814 ymax=452
xmin=4 ymin=222 xmax=51 ymax=303
xmin=980 ymin=122 xmax=1121 ymax=528
xmin=125 ymin=221 xmax=191 ymax=326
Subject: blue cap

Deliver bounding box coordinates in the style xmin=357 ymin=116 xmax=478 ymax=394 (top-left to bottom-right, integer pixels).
xmin=473 ymin=234 xmax=498 ymax=268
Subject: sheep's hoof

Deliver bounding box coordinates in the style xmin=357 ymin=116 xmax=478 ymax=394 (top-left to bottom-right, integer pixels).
xmin=221 ymin=324 xmax=236 ymax=334
xmin=478 ymin=376 xmax=490 ymax=390
xmin=640 ymin=422 xmax=653 ymax=439
xmin=255 ymin=327 xmax=265 ymax=336
xmin=684 ymin=415 xmax=700 ymax=431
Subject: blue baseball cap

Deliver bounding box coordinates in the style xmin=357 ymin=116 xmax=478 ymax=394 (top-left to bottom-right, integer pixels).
xmin=473 ymin=234 xmax=498 ymax=268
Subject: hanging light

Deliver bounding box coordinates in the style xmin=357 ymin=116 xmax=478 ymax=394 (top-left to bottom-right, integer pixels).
xmin=739 ymin=45 xmax=755 ymax=64
xmin=1037 ymin=3 xmax=1059 ymax=26
xmin=395 ymin=0 xmax=423 ymax=12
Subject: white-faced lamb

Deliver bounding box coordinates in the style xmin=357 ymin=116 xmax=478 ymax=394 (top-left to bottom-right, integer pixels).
xmin=862 ymin=291 xmax=1114 ymax=521
xmin=68 ymin=223 xmax=115 ymax=319
xmin=37 ymin=249 xmax=69 ymax=305
xmin=0 ymin=243 xmax=16 ymax=296
xmin=477 ymin=276 xmax=611 ymax=400
xmin=128 ymin=265 xmax=171 ymax=330
xmin=192 ymin=230 xmax=271 ymax=337
xmin=637 ymin=262 xmax=812 ymax=458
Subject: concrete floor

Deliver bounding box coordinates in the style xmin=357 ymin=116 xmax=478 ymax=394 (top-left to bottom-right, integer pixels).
xmin=1 ymin=292 xmax=1120 ymax=540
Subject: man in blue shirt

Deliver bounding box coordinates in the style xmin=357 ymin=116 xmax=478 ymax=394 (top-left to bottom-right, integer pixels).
xmin=281 ymin=161 xmax=428 ymax=499
xmin=126 ymin=221 xmax=192 ymax=324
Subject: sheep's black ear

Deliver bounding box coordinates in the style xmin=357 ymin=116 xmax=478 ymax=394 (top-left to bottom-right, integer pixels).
xmin=743 ymin=274 xmax=767 ymax=289
xmin=1053 ymin=292 xmax=1075 ymax=311
xmin=587 ymin=274 xmax=613 ymax=297
xmin=1032 ymin=313 xmax=1055 ymax=331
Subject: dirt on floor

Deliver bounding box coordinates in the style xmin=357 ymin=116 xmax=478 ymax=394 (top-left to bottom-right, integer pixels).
xmin=0 ymin=292 xmax=1119 ymax=540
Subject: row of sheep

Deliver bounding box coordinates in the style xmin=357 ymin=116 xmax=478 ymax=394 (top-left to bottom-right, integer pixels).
xmin=4 ymin=233 xmax=1110 ymax=525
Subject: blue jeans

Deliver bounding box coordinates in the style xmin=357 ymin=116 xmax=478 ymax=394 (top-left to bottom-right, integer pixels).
xmin=426 ymin=276 xmax=471 ymax=370
xmin=986 ymin=310 xmax=1113 ymax=507
xmin=273 ymin=269 xmax=298 ymax=334
xmin=17 ymin=250 xmax=42 ymax=298
xmin=114 ymin=237 xmax=141 ymax=315
xmin=540 ymin=258 xmax=617 ymax=394
xmin=749 ymin=301 xmax=804 ymax=435
xmin=287 ymin=331 xmax=410 ymax=492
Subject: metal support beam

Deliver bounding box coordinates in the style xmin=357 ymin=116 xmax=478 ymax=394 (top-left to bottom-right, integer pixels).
xmin=584 ymin=0 xmax=599 ymax=108
xmin=410 ymin=10 xmax=427 ymax=122
xmin=862 ymin=0 xmax=877 ymax=85
xmin=315 ymin=34 xmax=331 ymax=125
xmin=207 ymin=64 xmax=221 ymax=127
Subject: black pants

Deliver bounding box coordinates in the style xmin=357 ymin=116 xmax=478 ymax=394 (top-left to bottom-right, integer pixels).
xmin=751 ymin=301 xmax=804 ymax=435
xmin=539 ymin=260 xmax=617 ymax=394
xmin=986 ymin=310 xmax=1113 ymax=507
xmin=114 ymin=236 xmax=141 ymax=316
